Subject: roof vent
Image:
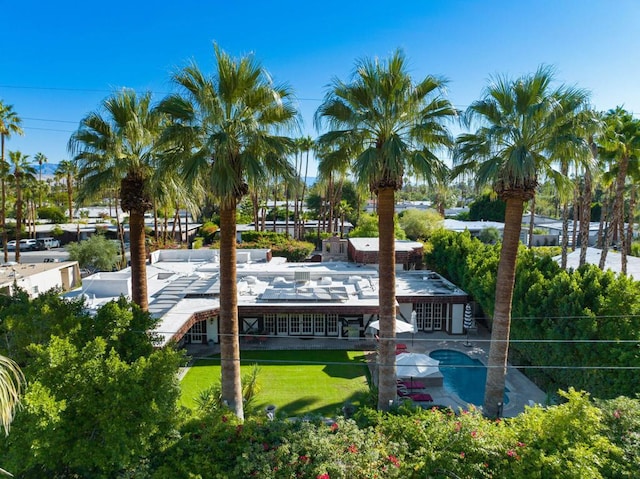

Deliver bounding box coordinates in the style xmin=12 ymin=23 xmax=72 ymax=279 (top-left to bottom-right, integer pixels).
xmin=294 ymin=270 xmax=311 ymax=283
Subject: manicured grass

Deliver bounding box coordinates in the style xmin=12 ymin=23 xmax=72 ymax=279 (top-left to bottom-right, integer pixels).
xmin=180 ymin=350 xmax=371 ymax=416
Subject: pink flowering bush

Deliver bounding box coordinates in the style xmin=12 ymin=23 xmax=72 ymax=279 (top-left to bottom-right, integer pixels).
xmin=149 ymin=390 xmax=630 ymax=478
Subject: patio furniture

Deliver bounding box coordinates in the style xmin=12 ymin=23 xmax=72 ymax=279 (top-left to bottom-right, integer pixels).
xmin=397 ymin=379 xmax=426 ymax=390
xmin=397 ymin=384 xmax=433 ymax=402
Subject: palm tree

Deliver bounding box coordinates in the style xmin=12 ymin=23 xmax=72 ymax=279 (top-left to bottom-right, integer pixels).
xmin=315 ymin=50 xmax=456 ymax=410
xmin=0 ymin=101 xmax=24 ymax=263
xmin=7 ymin=151 xmax=36 ymax=262
xmin=34 ymin=152 xmax=48 ymax=208
xmin=597 ymin=108 xmax=640 ymax=274
xmin=69 ymin=90 xmax=165 ymax=311
xmin=55 ymin=160 xmax=78 ymax=223
xmin=159 ymin=44 xmax=299 ymax=419
xmin=454 ymin=66 xmax=589 ymax=417
xmin=296 ymin=136 xmax=314 ymax=240
xmin=1 ymin=354 xmax=23 ymax=436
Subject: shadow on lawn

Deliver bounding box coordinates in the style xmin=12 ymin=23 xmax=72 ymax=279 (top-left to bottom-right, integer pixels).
xmin=266 ymin=390 xmax=371 ymax=417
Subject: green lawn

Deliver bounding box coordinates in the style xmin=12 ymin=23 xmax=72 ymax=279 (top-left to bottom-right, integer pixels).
xmin=180 ymin=350 xmax=371 ymax=416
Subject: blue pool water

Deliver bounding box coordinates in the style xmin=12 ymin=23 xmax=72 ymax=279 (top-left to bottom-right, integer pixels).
xmin=429 ymin=349 xmax=509 ymax=406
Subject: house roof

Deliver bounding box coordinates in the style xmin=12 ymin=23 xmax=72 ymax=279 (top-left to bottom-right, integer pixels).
xmin=65 ymin=248 xmax=467 ymax=346
xmin=443 ymin=219 xmax=505 ymax=233
xmin=348 ymin=237 xmax=423 ymax=252
xmin=557 ymin=247 xmax=640 ymax=279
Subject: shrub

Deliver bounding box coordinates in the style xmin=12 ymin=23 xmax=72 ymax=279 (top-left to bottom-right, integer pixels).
xmin=37 ymin=206 xmax=67 ymax=224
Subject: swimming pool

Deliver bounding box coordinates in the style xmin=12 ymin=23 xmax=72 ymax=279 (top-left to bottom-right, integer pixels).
xmin=429 ymin=349 xmax=509 ymax=406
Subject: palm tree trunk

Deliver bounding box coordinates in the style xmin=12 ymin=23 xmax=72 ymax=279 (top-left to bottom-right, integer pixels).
xmin=14 ymin=181 xmax=22 ymax=263
xmin=579 ymin=168 xmax=593 ymax=267
xmin=626 ymin=184 xmax=636 ymax=256
xmin=163 ymin=207 xmax=169 ymax=244
xmin=572 ymin=181 xmax=579 ymax=251
xmin=1 ymin=178 xmax=7 ymax=263
xmin=483 ymin=196 xmax=524 ymax=418
xmin=153 ymin=200 xmax=159 ymax=247
xmin=300 ymin=149 xmax=310 ymax=240
xmin=67 ymin=173 xmax=74 ymax=222
xmin=376 ymin=187 xmax=397 ymax=411
xmin=129 ymin=211 xmax=148 ymax=311
xmin=115 ymin=202 xmax=126 ymax=267
xmin=561 ymin=201 xmax=570 ymax=269
xmin=219 ymin=202 xmax=244 ymax=419
xmin=285 ymin=187 xmax=290 ymax=238
xmin=527 ymin=197 xmax=535 ymax=248
xmin=600 ymin=156 xmax=629 ymax=269
xmin=250 ymin=191 xmax=259 ymax=231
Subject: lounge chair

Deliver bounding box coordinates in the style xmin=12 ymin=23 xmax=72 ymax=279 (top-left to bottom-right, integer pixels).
xmin=397 ymin=379 xmax=426 ymax=390
xmin=397 ymin=385 xmax=433 ymax=402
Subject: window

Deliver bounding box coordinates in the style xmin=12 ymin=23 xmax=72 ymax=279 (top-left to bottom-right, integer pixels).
xmin=264 ymin=314 xmax=276 ymax=334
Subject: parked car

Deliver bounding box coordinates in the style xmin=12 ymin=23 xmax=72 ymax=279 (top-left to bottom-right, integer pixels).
xmin=19 ymin=239 xmax=38 ymax=251
xmin=36 ymin=237 xmax=60 ymax=249
xmin=6 ymin=240 xmax=16 ymax=251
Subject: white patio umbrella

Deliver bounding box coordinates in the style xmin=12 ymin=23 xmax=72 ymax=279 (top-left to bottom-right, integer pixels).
xmin=368 ymin=318 xmax=415 ymax=334
xmin=396 ymin=352 xmax=440 ymax=378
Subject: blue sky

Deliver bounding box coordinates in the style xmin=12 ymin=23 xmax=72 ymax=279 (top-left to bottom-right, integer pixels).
xmin=2 ymin=0 xmax=639 ymax=177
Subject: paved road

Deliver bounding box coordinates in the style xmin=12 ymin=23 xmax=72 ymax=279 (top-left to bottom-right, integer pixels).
xmin=5 ymin=248 xmax=70 ymax=264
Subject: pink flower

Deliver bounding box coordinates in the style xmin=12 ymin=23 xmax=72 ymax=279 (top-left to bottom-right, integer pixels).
xmin=507 ymin=449 xmax=516 ymax=457
xmin=388 ymin=455 xmax=400 ymax=467
xmin=471 ymin=430 xmax=478 ymax=438
xmin=316 ymin=474 xmax=330 ymax=479
xmin=614 ymin=410 xmax=621 ymax=419
xmin=299 ymin=455 xmax=310 ymax=463
xmin=516 ymin=441 xmax=526 ymax=448
xmin=348 ymin=444 xmax=358 ymax=454
xmin=454 ymin=421 xmax=461 ymax=432
xmin=330 ymin=422 xmax=339 ymax=432
xmin=459 ymin=451 xmax=465 ymax=458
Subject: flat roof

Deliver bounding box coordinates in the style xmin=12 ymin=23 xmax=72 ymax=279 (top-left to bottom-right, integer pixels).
xmin=66 ymin=249 xmax=468 ymax=346
xmin=348 ymin=238 xmax=423 ymax=252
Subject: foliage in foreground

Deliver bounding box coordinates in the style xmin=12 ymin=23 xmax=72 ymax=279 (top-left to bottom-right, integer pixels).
xmin=150 ymin=389 xmax=634 ymax=479
xmin=0 ymin=292 xmax=185 ymax=479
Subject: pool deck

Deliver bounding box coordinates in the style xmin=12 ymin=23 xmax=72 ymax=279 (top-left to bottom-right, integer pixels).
xmin=184 ymin=325 xmax=547 ymax=418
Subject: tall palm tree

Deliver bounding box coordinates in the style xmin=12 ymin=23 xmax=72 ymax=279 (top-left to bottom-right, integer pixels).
xmin=0 ymin=101 xmax=24 ymax=263
xmin=69 ymin=90 xmax=165 ymax=311
xmin=296 ymin=136 xmax=314 ymax=240
xmin=7 ymin=151 xmax=36 ymax=262
xmin=34 ymin=152 xmax=47 ymax=207
xmin=454 ymin=66 xmax=589 ymax=417
xmin=159 ymin=44 xmax=299 ymax=419
xmin=55 ymin=160 xmax=78 ymax=222
xmin=597 ymin=107 xmax=640 ymax=274
xmin=315 ymin=49 xmax=456 ymax=410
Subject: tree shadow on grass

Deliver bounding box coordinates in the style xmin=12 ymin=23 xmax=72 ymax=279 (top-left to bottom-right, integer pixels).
xmin=322 ymin=351 xmax=368 ymax=379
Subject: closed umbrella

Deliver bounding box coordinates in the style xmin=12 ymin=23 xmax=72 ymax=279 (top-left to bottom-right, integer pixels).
xmin=463 ymin=303 xmax=474 ymax=347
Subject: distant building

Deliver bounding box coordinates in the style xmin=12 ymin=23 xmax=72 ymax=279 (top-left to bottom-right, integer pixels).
xmin=1 ymin=261 xmax=81 ymax=297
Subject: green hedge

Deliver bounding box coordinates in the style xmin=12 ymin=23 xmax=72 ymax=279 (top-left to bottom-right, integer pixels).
xmin=426 ymin=230 xmax=640 ymax=400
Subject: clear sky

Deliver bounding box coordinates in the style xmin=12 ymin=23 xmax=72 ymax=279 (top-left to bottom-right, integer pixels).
xmin=2 ymin=0 xmax=639 ymax=177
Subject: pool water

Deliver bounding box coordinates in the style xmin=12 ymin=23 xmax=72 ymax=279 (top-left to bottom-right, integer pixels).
xmin=429 ymin=349 xmax=509 ymax=406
